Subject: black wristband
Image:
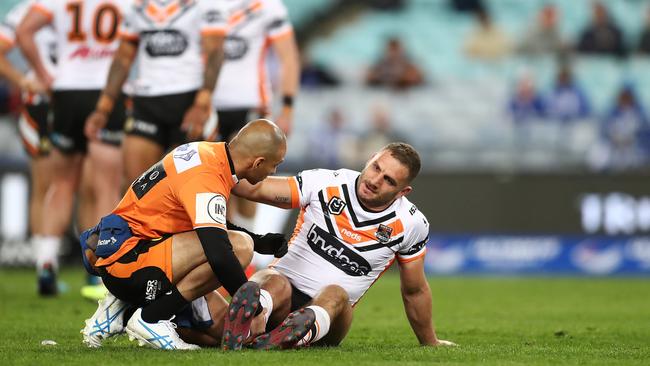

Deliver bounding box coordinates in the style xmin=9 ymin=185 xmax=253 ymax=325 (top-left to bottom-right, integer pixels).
xmin=282 ymin=95 xmax=294 ymax=107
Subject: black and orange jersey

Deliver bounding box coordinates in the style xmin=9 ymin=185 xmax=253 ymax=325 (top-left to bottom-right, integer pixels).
xmin=96 ymin=141 xmax=238 ymax=266
xmin=272 ymin=168 xmax=429 ymax=305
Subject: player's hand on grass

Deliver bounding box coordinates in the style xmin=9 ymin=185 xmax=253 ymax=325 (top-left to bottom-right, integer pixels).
xmin=181 ymin=104 xmax=210 ymax=141
xmin=84 ymin=111 xmax=108 ymax=140
xmin=253 ymin=233 xmax=288 ymax=258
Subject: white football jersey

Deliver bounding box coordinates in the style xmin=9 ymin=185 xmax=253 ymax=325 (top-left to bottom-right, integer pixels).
xmin=271 ymin=169 xmax=429 ymax=305
xmin=212 ymin=0 xmax=293 ymax=109
xmin=32 ymin=0 xmax=128 ymax=90
xmin=120 ymin=0 xmax=229 ymax=96
xmin=0 ymin=0 xmax=56 ymax=78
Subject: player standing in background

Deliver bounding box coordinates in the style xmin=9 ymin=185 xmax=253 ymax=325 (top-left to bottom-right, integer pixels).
xmin=17 ymin=0 xmax=129 ymax=295
xmin=0 ymin=0 xmax=56 ymax=295
xmin=230 ymin=143 xmax=456 ymax=349
xmin=85 ymin=0 xmax=229 ymax=185
xmin=214 ymin=0 xmax=299 ymax=230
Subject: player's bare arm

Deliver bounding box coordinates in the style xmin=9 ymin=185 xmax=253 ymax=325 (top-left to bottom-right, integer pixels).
xmin=85 ymin=39 xmax=138 ymax=140
xmin=232 ymin=176 xmax=295 ymax=209
xmin=398 ymin=257 xmax=456 ymax=347
xmin=271 ymin=32 xmax=300 ymax=135
xmin=16 ymin=9 xmax=52 ymax=88
xmin=182 ymin=33 xmax=225 ymax=140
xmin=0 ymin=41 xmax=42 ymax=93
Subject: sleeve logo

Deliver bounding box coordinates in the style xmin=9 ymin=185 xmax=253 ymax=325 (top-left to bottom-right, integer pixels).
xmin=195 ymin=193 xmax=227 ymax=225
xmin=173 ymin=142 xmax=201 ymax=173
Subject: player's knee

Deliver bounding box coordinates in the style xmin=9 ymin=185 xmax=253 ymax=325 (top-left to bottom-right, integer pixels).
xmin=322 ymin=284 xmax=349 ymax=304
xmin=254 ymin=270 xmax=291 ymax=301
xmin=227 ymin=230 xmax=254 ymax=268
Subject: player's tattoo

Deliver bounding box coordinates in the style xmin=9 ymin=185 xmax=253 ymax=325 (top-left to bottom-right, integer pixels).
xmin=274 ymin=195 xmax=290 ymax=204
xmin=202 ymin=38 xmax=224 ymax=91
xmin=104 ymin=41 xmax=137 ymax=100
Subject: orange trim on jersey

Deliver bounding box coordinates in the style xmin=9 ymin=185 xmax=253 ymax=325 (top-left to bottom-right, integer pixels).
xmin=258 ymin=37 xmax=271 ymax=109
xmin=325 ymin=187 xmax=405 ymax=245
xmin=353 ymin=257 xmax=396 ymax=307
xmin=31 ymin=4 xmax=54 ymax=22
xmin=268 ymin=28 xmax=293 ymax=42
xmin=288 ymin=177 xmax=300 ymax=209
xmin=119 ymin=31 xmax=139 ymax=41
xmin=288 ymin=208 xmax=305 ymax=246
xmin=228 ymin=0 xmax=262 ymax=28
xmin=200 ymin=28 xmax=227 ymax=37
xmin=145 ymin=1 xmax=181 ymax=24
xmin=0 ymin=34 xmax=15 ymax=49
xmin=397 ymin=249 xmax=427 ymax=264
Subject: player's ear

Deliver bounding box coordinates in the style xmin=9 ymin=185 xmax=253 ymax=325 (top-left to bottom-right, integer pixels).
xmin=398 ymin=185 xmax=412 ymax=198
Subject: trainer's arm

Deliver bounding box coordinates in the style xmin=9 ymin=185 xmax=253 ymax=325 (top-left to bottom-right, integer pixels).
xmin=231 ymin=176 xmax=297 ymax=209
xmin=16 ymin=10 xmax=51 ymax=87
xmin=195 ymin=227 xmax=248 ymax=296
xmin=398 ymin=258 xmax=446 ymax=346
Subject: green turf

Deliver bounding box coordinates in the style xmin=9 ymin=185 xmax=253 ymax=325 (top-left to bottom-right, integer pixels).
xmin=1 ymin=268 xmax=648 ymax=365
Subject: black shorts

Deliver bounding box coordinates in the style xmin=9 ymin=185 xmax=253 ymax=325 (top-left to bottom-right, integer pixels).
xmin=19 ymin=96 xmax=51 ymax=158
xmin=216 ymin=109 xmax=251 ymax=142
xmin=51 ymin=90 xmax=125 ymax=153
xmin=290 ymin=283 xmax=313 ymax=312
xmin=98 ymin=236 xmax=173 ymax=307
xmin=127 ymin=91 xmax=197 ymax=150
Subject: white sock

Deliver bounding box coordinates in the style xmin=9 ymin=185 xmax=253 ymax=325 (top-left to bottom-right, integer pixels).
xmin=259 ymin=289 xmax=274 ymax=325
xmin=297 ymin=305 xmax=331 ymax=346
xmin=32 ymin=235 xmax=61 ymax=271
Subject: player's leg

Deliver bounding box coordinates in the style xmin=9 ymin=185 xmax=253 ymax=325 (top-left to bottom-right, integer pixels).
xmin=122 ymin=135 xmax=164 ymax=184
xmin=249 ymin=268 xmax=293 ymax=329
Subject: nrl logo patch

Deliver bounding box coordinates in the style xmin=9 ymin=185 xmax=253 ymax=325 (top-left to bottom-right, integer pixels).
xmin=375 ymin=224 xmax=393 ymax=244
xmin=327 ymin=196 xmax=346 ymax=215
xmin=173 ymin=149 xmax=197 ymax=162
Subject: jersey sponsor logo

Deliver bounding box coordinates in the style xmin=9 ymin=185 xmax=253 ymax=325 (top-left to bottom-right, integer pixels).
xmin=69 ymin=45 xmax=116 ymax=60
xmin=375 ymin=224 xmax=393 ymax=244
xmin=141 ymin=29 xmax=188 ymax=57
xmin=204 ymin=9 xmax=225 ymax=24
xmin=223 ymin=35 xmax=249 ymax=60
xmin=145 ymin=279 xmax=160 ymax=301
xmin=409 ymin=205 xmax=417 ymax=215
xmin=326 ymin=196 xmax=346 ymax=215
xmin=195 ymin=193 xmax=227 ymax=226
xmin=132 ymin=161 xmax=167 ymax=199
xmin=341 ymin=228 xmax=362 ymax=242
xmin=306 ymin=224 xmax=371 ymax=277
xmin=172 ymin=142 xmax=201 ymax=173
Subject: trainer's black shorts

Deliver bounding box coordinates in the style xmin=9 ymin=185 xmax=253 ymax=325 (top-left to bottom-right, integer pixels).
xmin=50 ymin=90 xmax=125 ymax=153
xmin=98 ymin=235 xmax=173 ymax=307
xmin=19 ymin=94 xmax=51 ymax=158
xmin=216 ymin=109 xmax=251 ymax=142
xmin=127 ymin=91 xmax=197 ymax=150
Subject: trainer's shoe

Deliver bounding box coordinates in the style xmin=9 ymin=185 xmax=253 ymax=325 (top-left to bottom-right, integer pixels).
xmin=249 ymin=308 xmax=315 ymax=350
xmin=126 ymin=308 xmax=199 ymax=350
xmin=81 ymin=292 xmax=128 ymax=348
xmin=37 ymin=263 xmax=58 ymax=297
xmin=221 ymin=281 xmax=261 ymax=350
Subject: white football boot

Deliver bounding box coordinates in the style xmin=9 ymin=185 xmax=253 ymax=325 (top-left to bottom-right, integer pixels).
xmin=126 ymin=308 xmax=200 ymax=350
xmin=81 ymin=292 xmax=128 ymax=347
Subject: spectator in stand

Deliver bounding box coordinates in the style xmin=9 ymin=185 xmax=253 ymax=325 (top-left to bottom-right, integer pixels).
xmin=517 ymin=4 xmax=568 ymax=58
xmin=464 ymin=8 xmax=511 ymax=61
xmin=596 ymin=84 xmax=649 ymax=169
xmin=366 ymin=38 xmax=424 ymax=89
xmin=508 ymin=72 xmax=545 ymax=124
xmin=576 ymin=1 xmax=627 ymax=58
xmin=300 ymin=51 xmax=340 ymax=89
xmin=357 ymin=104 xmax=404 ymax=165
xmin=449 ymin=0 xmax=484 ymax=14
xmin=545 ymin=66 xmax=591 ymax=123
xmin=637 ymin=7 xmax=650 ymax=54
xmin=307 ymin=107 xmax=358 ymax=168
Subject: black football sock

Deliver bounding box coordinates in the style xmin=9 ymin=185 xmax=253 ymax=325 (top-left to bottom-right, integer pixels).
xmin=140 ymin=286 xmax=189 ymax=323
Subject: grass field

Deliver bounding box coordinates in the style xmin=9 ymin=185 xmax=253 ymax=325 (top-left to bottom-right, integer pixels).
xmin=1 ymin=268 xmax=649 ymax=365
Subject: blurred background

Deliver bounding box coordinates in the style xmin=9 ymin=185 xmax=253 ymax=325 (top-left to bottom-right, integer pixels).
xmin=1 ymin=0 xmax=649 ymax=275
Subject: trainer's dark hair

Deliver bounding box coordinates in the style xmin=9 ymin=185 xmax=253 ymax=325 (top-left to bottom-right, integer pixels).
xmin=380 ymin=142 xmax=421 ymax=182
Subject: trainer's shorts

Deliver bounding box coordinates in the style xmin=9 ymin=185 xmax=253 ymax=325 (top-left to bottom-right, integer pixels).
xmin=18 ymin=94 xmax=51 ymax=158
xmin=51 ymin=90 xmax=125 ymax=153
xmin=127 ymin=91 xmax=197 ymax=150
xmin=98 ymin=235 xmax=173 ymax=307
xmin=216 ymin=108 xmax=251 ymax=142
